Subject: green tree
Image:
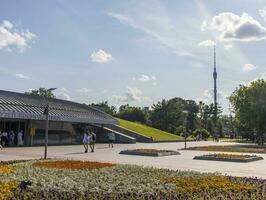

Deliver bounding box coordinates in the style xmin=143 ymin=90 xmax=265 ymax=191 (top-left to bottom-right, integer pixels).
xmin=217 ymin=120 xmax=224 ymax=138
xmin=118 ymin=104 xmax=147 ymax=123
xmin=25 ymin=88 xmax=56 ymax=99
xmin=90 ymin=101 xmax=116 ymax=116
xmin=149 ymin=98 xmax=185 ymax=133
xmin=230 ymin=79 xmax=266 ymax=144
xmin=149 ymin=98 xmax=199 ymax=133
xmin=207 ymin=119 xmax=214 ymax=135
xmin=193 ymin=128 xmax=210 ymax=140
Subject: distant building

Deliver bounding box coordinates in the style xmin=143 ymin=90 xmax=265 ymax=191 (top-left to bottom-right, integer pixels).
xmin=0 ymin=90 xmax=120 ymax=146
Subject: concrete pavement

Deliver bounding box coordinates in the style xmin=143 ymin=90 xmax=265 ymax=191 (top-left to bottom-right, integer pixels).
xmin=1 ymin=141 xmax=265 ymax=178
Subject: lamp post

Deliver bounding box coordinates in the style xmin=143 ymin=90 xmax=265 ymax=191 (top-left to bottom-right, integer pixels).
xmin=43 ymin=88 xmax=57 ymax=159
xmin=182 ymin=110 xmax=189 ymax=149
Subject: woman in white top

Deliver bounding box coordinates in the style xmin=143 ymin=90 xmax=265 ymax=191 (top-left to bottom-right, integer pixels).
xmin=17 ymin=131 xmax=23 ymax=146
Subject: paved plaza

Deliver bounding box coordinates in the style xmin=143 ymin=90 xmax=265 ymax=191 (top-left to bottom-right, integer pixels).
xmin=1 ymin=141 xmax=265 ymax=178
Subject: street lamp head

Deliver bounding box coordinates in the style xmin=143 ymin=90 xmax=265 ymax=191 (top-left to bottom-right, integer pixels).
xmin=47 ymin=88 xmax=57 ymax=92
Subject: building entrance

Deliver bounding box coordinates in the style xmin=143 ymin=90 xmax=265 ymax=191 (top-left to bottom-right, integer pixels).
xmin=0 ymin=120 xmax=26 ymax=147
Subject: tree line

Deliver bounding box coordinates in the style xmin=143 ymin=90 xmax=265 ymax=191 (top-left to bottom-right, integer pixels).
xmin=27 ymin=79 xmax=266 ymax=145
xmin=90 ymin=98 xmax=226 ymax=138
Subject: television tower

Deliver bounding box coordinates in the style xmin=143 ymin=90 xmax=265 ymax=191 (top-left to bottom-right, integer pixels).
xmin=213 ymin=45 xmax=218 ymax=124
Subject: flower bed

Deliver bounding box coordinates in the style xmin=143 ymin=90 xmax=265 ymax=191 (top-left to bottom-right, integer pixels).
xmin=161 ymin=176 xmax=255 ymax=193
xmin=1 ymin=159 xmax=266 ymax=199
xmin=32 ymin=160 xmax=115 ymax=170
xmin=0 ymin=181 xmax=18 ymax=200
xmin=0 ymin=165 xmax=16 ymax=174
xmin=194 ymin=153 xmax=263 ymax=162
xmin=186 ymin=145 xmax=266 ymax=154
xmin=119 ymin=149 xmax=180 ymax=157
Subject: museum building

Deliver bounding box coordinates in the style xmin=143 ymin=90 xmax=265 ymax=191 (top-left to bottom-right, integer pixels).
xmin=0 ymin=90 xmax=119 ymax=146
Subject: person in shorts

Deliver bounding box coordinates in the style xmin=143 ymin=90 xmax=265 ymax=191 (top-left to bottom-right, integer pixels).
xmin=108 ymin=132 xmax=115 ymax=148
xmin=83 ymin=132 xmax=90 ymax=153
xmin=90 ymin=131 xmax=96 ymax=152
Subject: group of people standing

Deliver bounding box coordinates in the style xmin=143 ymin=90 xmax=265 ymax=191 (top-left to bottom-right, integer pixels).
xmin=82 ymin=130 xmax=116 ymax=153
xmin=0 ymin=130 xmax=23 ymax=150
xmin=83 ymin=130 xmax=97 ymax=153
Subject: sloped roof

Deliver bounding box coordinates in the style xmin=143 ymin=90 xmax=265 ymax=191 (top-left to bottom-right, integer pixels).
xmin=0 ymin=90 xmax=118 ymax=125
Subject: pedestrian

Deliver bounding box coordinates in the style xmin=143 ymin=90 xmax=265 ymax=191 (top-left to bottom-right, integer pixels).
xmin=90 ymin=130 xmax=96 ymax=152
xmin=2 ymin=131 xmax=8 ymax=147
xmin=83 ymin=132 xmax=90 ymax=153
xmin=108 ymin=132 xmax=115 ymax=148
xmin=9 ymin=130 xmax=15 ymax=146
xmin=0 ymin=131 xmax=3 ymax=150
xmin=17 ymin=131 xmax=23 ymax=146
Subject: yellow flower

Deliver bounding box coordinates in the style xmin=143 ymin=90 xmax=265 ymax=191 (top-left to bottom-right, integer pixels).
xmin=0 ymin=165 xmax=15 ymax=174
xmin=0 ymin=182 xmax=18 ymax=200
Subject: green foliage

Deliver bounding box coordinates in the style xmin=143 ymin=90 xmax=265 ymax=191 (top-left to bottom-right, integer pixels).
xmin=149 ymin=98 xmax=198 ymax=133
xmin=198 ymin=102 xmax=223 ymax=129
xmin=118 ymin=104 xmax=148 ymax=123
xmin=217 ymin=120 xmax=224 ymax=138
xmin=193 ymin=128 xmax=210 ymax=139
xmin=175 ymin=125 xmax=185 ymax=135
xmin=118 ymin=118 xmax=182 ymax=141
xmin=207 ymin=119 xmax=214 ymax=135
xmin=90 ymin=101 xmax=116 ymax=116
xmin=230 ymin=79 xmax=266 ymax=142
xmin=25 ymin=88 xmax=56 ymax=99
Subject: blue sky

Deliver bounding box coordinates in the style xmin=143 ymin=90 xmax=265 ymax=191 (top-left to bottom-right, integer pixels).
xmin=1 ymin=0 xmax=266 ymax=113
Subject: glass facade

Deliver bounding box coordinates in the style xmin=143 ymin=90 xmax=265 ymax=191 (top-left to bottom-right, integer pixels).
xmin=0 ymin=118 xmax=97 ymax=146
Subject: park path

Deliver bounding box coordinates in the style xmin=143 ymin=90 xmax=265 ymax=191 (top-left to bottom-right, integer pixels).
xmin=1 ymin=141 xmax=266 ymax=178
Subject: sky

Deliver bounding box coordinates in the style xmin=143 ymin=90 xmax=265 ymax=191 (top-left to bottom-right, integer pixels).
xmin=1 ymin=0 xmax=266 ymax=113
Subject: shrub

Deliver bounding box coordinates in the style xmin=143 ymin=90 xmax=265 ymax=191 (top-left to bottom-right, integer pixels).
xmin=175 ymin=125 xmax=185 ymax=135
xmin=193 ymin=129 xmax=210 ymax=139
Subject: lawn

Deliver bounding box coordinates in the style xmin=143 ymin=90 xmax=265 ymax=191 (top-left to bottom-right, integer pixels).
xmin=117 ymin=118 xmax=183 ymax=141
xmin=1 ymin=159 xmax=265 ymax=199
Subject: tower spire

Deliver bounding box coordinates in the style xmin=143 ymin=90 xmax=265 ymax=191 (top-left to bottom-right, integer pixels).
xmin=213 ymin=45 xmax=218 ymax=124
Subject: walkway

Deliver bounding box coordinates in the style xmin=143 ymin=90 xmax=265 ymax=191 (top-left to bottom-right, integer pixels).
xmin=1 ymin=141 xmax=265 ymax=178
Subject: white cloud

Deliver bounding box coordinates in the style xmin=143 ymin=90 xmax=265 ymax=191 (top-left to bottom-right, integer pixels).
xmin=259 ymin=7 xmax=266 ymax=21
xmin=135 ymin=74 xmax=156 ymax=82
xmin=61 ymin=88 xmax=68 ymax=92
xmin=223 ymin=44 xmax=233 ymax=50
xmin=198 ymin=40 xmax=216 ymax=47
xmin=76 ymin=88 xmax=90 ymax=93
xmin=57 ymin=92 xmax=73 ymax=101
xmin=90 ymin=49 xmax=112 ymax=63
xmin=200 ymin=21 xmax=207 ymax=31
xmin=107 ymin=1 xmax=198 ymax=58
xmin=15 ymin=73 xmax=30 ymax=80
xmin=198 ymin=88 xmax=227 ymax=103
xmin=109 ymin=87 xmax=151 ymax=104
xmin=133 ymin=74 xmax=157 ymax=85
xmin=201 ymin=12 xmax=266 ymax=42
xmin=243 ymin=64 xmax=256 ymax=72
xmin=0 ymin=20 xmax=36 ymax=51
xmin=2 ymin=20 xmax=13 ymax=29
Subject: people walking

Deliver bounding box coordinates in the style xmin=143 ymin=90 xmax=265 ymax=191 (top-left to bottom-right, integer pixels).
xmin=17 ymin=131 xmax=23 ymax=146
xmin=9 ymin=130 xmax=15 ymax=146
xmin=83 ymin=132 xmax=90 ymax=153
xmin=108 ymin=132 xmax=115 ymax=148
xmin=2 ymin=131 xmax=8 ymax=147
xmin=90 ymin=130 xmax=96 ymax=152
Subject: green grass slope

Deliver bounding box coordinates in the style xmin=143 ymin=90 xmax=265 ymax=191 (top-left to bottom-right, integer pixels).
xmin=117 ymin=118 xmax=183 ymax=141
